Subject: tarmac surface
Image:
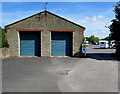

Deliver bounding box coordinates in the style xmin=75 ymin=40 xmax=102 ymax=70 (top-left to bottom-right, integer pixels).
xmin=2 ymin=45 xmax=118 ymax=92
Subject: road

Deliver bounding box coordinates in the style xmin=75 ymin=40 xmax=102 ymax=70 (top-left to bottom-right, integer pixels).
xmin=2 ymin=45 xmax=118 ymax=93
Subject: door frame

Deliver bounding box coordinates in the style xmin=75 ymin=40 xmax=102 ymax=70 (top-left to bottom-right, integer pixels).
xmin=17 ymin=29 xmax=42 ymax=56
xmin=51 ymin=31 xmax=73 ymax=56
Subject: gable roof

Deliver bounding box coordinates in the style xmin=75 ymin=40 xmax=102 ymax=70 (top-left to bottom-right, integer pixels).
xmin=5 ymin=10 xmax=85 ymax=29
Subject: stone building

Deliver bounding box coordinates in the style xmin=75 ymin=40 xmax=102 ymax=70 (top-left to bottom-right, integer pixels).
xmin=5 ymin=10 xmax=85 ymax=57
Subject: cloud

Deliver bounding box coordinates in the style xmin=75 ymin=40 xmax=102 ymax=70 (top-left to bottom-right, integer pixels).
xmin=101 ymin=31 xmax=107 ymax=33
xmin=2 ymin=10 xmax=41 ymax=27
xmin=76 ymin=15 xmax=111 ymax=38
xmin=77 ymin=15 xmax=110 ymax=31
xmin=92 ymin=32 xmax=98 ymax=34
xmin=78 ymin=15 xmax=105 ymax=24
xmin=1 ymin=4 xmax=112 ymax=39
xmin=97 ymin=15 xmax=104 ymax=19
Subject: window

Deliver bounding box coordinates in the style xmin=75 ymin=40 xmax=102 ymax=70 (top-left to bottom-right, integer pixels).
xmin=101 ymin=42 xmax=105 ymax=44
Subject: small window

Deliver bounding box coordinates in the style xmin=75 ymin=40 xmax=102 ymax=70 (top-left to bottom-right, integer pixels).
xmin=101 ymin=42 xmax=105 ymax=44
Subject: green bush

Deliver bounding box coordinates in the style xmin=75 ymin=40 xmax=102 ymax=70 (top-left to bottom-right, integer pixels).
xmin=0 ymin=28 xmax=2 ymax=47
xmin=0 ymin=28 xmax=9 ymax=48
xmin=85 ymin=35 xmax=100 ymax=43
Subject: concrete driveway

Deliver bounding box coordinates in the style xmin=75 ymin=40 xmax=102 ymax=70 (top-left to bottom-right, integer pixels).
xmin=2 ymin=45 xmax=118 ymax=92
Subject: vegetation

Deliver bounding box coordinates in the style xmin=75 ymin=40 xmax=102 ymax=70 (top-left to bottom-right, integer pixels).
xmin=109 ymin=2 xmax=120 ymax=55
xmin=101 ymin=36 xmax=110 ymax=41
xmin=85 ymin=35 xmax=99 ymax=43
xmin=0 ymin=27 xmax=9 ymax=48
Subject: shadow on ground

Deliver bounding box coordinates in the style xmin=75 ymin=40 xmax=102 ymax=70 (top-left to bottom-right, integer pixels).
xmin=93 ymin=48 xmax=115 ymax=49
xmin=87 ymin=53 xmax=120 ymax=61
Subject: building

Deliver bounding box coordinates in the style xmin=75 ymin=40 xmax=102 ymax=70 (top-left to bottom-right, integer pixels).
xmin=5 ymin=10 xmax=85 ymax=57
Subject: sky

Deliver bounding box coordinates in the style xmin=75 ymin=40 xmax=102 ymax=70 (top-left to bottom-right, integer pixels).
xmin=1 ymin=2 xmax=118 ymax=38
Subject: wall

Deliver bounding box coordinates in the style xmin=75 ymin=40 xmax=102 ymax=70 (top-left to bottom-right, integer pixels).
xmin=0 ymin=48 xmax=9 ymax=59
xmin=6 ymin=11 xmax=85 ymax=57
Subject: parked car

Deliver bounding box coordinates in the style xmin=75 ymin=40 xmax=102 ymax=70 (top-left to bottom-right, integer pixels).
xmin=109 ymin=40 xmax=116 ymax=49
xmin=99 ymin=41 xmax=109 ymax=48
xmin=84 ymin=41 xmax=89 ymax=46
xmin=92 ymin=42 xmax=99 ymax=45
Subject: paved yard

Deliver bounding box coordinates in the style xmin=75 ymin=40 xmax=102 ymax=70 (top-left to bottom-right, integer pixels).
xmin=2 ymin=45 xmax=118 ymax=92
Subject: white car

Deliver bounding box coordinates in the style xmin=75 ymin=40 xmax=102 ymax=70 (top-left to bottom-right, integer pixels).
xmin=84 ymin=41 xmax=89 ymax=46
xmin=109 ymin=40 xmax=116 ymax=48
xmin=99 ymin=41 xmax=109 ymax=48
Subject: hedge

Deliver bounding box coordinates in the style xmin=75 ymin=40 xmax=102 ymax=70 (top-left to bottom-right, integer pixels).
xmin=0 ymin=28 xmax=8 ymax=48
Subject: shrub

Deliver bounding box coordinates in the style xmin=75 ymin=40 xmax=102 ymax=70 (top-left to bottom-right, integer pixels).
xmin=0 ymin=28 xmax=9 ymax=48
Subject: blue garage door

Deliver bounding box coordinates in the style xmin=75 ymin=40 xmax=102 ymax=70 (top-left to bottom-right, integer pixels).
xmin=20 ymin=32 xmax=40 ymax=56
xmin=51 ymin=32 xmax=72 ymax=56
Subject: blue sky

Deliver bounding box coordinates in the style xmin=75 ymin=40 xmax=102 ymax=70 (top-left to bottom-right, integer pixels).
xmin=1 ymin=2 xmax=117 ymax=38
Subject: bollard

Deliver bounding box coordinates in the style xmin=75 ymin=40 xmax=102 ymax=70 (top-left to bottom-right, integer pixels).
xmin=82 ymin=43 xmax=87 ymax=57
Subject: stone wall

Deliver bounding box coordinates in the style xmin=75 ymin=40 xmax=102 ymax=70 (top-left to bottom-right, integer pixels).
xmin=0 ymin=48 xmax=9 ymax=59
xmin=6 ymin=11 xmax=85 ymax=57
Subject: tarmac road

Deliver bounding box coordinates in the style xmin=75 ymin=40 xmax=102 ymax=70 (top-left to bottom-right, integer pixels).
xmin=2 ymin=45 xmax=118 ymax=92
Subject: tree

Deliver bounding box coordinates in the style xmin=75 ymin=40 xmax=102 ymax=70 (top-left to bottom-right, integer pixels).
xmin=94 ymin=37 xmax=99 ymax=42
xmin=101 ymin=36 xmax=110 ymax=41
xmin=85 ymin=35 xmax=99 ymax=43
xmin=0 ymin=27 xmax=8 ymax=48
xmin=109 ymin=2 xmax=120 ymax=55
xmin=109 ymin=20 xmax=120 ymax=41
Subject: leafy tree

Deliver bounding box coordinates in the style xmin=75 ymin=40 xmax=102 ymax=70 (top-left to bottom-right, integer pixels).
xmin=86 ymin=35 xmax=99 ymax=43
xmin=0 ymin=27 xmax=8 ymax=48
xmin=109 ymin=2 xmax=120 ymax=55
xmin=85 ymin=37 xmax=89 ymax=41
xmin=94 ymin=37 xmax=99 ymax=42
xmin=0 ymin=28 xmax=2 ymax=47
xmin=109 ymin=20 xmax=120 ymax=41
xmin=101 ymin=36 xmax=110 ymax=41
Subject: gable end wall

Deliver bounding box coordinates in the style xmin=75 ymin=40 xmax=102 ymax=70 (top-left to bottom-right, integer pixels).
xmin=7 ymin=12 xmax=84 ymax=57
